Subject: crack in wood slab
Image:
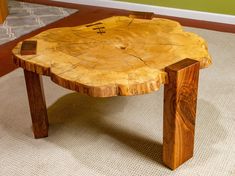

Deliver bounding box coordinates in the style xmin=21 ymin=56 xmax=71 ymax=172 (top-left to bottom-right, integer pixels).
xmin=12 ymin=16 xmax=212 ymax=97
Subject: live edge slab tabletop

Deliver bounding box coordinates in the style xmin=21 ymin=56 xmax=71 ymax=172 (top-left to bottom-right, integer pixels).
xmin=12 ymin=14 xmax=212 ymax=170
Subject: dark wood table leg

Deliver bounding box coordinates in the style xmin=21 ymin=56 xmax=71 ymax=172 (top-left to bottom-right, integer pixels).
xmin=24 ymin=70 xmax=49 ymax=138
xmin=163 ymin=59 xmax=200 ymax=170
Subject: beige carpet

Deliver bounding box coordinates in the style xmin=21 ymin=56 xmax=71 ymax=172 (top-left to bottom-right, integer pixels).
xmin=0 ymin=27 xmax=235 ymax=176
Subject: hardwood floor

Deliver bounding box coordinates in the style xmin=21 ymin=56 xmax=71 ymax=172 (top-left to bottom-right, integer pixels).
xmin=0 ymin=0 xmax=234 ymax=77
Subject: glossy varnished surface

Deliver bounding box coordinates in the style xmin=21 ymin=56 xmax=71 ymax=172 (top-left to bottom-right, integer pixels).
xmin=1 ymin=0 xmax=234 ymax=77
xmin=13 ymin=16 xmax=211 ymax=97
xmin=163 ymin=59 xmax=200 ymax=169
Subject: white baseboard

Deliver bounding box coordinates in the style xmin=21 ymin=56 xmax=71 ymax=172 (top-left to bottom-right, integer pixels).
xmin=54 ymin=0 xmax=235 ymax=25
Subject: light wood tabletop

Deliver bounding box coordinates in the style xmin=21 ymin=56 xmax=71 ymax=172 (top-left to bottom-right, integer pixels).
xmin=13 ymin=16 xmax=211 ymax=97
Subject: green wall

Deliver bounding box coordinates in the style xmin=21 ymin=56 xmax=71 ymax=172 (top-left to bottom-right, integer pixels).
xmin=116 ymin=0 xmax=235 ymax=15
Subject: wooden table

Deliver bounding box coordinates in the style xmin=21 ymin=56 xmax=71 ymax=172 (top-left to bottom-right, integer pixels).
xmin=0 ymin=0 xmax=8 ymax=24
xmin=12 ymin=14 xmax=212 ymax=170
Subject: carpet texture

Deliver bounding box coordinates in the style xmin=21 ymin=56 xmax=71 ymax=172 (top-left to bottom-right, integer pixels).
xmin=0 ymin=0 xmax=77 ymax=45
xmin=0 ymin=27 xmax=235 ymax=175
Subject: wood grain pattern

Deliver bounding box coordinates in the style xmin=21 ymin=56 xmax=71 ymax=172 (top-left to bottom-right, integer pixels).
xmin=11 ymin=14 xmax=212 ymax=168
xmin=24 ymin=70 xmax=49 ymax=138
xmin=163 ymin=58 xmax=200 ymax=170
xmin=21 ymin=40 xmax=37 ymax=55
xmin=1 ymin=0 xmax=234 ymax=77
xmin=0 ymin=0 xmax=8 ymax=24
xmin=12 ymin=16 xmax=211 ymax=97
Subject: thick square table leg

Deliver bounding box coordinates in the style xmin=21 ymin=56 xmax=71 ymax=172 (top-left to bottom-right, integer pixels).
xmin=163 ymin=59 xmax=200 ymax=170
xmin=24 ymin=70 xmax=49 ymax=138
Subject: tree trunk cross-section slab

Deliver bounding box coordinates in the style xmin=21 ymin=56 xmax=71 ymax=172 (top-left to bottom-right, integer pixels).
xmin=12 ymin=16 xmax=212 ymax=97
